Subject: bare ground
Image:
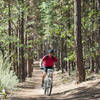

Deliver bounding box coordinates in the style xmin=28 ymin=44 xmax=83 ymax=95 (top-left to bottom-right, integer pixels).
xmin=8 ymin=64 xmax=100 ymax=100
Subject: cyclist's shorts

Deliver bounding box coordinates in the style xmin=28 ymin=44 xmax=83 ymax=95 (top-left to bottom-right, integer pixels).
xmin=42 ymin=66 xmax=53 ymax=73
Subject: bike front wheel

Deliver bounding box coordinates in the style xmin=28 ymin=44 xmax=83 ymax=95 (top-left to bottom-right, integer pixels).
xmin=44 ymin=81 xmax=52 ymax=96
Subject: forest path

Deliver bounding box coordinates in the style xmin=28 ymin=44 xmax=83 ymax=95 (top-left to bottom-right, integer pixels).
xmin=9 ymin=62 xmax=100 ymax=100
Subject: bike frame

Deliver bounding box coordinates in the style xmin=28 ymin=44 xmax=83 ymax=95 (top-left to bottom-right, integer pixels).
xmin=44 ymin=69 xmax=53 ymax=96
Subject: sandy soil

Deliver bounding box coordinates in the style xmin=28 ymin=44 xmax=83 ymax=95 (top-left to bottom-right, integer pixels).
xmin=8 ymin=64 xmax=100 ymax=100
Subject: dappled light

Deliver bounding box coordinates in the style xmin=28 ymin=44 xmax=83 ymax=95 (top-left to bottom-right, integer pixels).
xmin=0 ymin=0 xmax=100 ymax=100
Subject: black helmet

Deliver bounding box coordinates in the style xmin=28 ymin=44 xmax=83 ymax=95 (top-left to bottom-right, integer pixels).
xmin=48 ymin=49 xmax=54 ymax=53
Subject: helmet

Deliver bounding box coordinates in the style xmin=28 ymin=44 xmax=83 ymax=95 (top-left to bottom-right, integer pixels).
xmin=48 ymin=49 xmax=54 ymax=54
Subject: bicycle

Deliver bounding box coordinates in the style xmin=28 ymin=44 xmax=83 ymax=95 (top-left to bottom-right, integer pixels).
xmin=44 ymin=69 xmax=53 ymax=96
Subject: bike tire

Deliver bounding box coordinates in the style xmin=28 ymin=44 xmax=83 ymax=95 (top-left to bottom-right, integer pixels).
xmin=44 ymin=81 xmax=47 ymax=95
xmin=48 ymin=84 xmax=52 ymax=96
xmin=44 ymin=81 xmax=52 ymax=96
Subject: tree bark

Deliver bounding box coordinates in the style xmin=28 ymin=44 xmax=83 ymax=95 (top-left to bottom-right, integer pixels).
xmin=8 ymin=1 xmax=11 ymax=61
xmin=74 ymin=0 xmax=85 ymax=83
xmin=27 ymin=37 xmax=33 ymax=77
xmin=17 ymin=12 xmax=21 ymax=79
xmin=68 ymin=60 xmax=71 ymax=76
xmin=20 ymin=0 xmax=25 ymax=81
xmin=60 ymin=38 xmax=64 ymax=73
xmin=95 ymin=0 xmax=100 ymax=73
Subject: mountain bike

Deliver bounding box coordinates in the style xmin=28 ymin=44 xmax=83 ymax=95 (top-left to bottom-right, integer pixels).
xmin=44 ymin=69 xmax=53 ymax=96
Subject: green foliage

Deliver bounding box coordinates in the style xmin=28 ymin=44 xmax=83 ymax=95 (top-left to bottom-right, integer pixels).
xmin=64 ymin=51 xmax=75 ymax=62
xmin=39 ymin=0 xmax=74 ymax=46
xmin=0 ymin=52 xmax=18 ymax=91
xmin=0 ymin=0 xmax=99 ymax=85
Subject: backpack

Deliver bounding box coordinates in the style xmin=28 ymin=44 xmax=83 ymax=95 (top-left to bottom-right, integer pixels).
xmin=45 ymin=55 xmax=55 ymax=61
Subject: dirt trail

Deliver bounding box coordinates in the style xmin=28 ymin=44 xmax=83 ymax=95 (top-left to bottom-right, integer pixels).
xmin=9 ymin=67 xmax=65 ymax=100
xmin=9 ymin=62 xmax=100 ymax=100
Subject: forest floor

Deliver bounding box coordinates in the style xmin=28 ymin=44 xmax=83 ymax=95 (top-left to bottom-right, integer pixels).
xmin=8 ymin=61 xmax=100 ymax=100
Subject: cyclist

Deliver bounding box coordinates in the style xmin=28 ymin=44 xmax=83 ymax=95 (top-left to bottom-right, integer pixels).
xmin=40 ymin=49 xmax=58 ymax=88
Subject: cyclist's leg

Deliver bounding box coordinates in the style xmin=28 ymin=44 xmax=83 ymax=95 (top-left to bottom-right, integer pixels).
xmin=42 ymin=72 xmax=46 ymax=81
xmin=41 ymin=67 xmax=47 ymax=87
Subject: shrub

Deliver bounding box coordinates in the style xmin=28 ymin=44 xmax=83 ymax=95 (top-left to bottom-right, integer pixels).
xmin=0 ymin=52 xmax=19 ymax=92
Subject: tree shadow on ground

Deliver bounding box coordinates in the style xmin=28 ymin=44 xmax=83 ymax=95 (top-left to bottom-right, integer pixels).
xmin=52 ymin=81 xmax=100 ymax=100
xmin=17 ymin=82 xmax=36 ymax=89
xmin=10 ymin=97 xmax=66 ymax=100
xmin=10 ymin=82 xmax=100 ymax=100
xmin=17 ymin=80 xmax=41 ymax=89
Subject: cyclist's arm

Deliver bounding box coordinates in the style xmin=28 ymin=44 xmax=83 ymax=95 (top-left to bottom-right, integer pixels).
xmin=40 ymin=59 xmax=43 ymax=67
xmin=40 ymin=56 xmax=46 ymax=67
xmin=55 ymin=61 xmax=59 ymax=68
xmin=54 ymin=57 xmax=60 ymax=70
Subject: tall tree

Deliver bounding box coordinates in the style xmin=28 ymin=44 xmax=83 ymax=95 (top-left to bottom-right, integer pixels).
xmin=74 ymin=0 xmax=85 ymax=83
xmin=20 ymin=0 xmax=25 ymax=81
xmin=95 ymin=0 xmax=100 ymax=73
xmin=8 ymin=0 xmax=11 ymax=60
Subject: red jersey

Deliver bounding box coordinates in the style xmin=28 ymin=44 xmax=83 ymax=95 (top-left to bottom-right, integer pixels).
xmin=42 ymin=55 xmax=57 ymax=67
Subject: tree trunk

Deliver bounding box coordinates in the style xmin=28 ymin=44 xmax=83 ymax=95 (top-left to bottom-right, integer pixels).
xmin=65 ymin=61 xmax=68 ymax=72
xmin=95 ymin=0 xmax=100 ymax=73
xmin=8 ymin=2 xmax=11 ymax=60
xmin=68 ymin=60 xmax=71 ymax=76
xmin=74 ymin=0 xmax=85 ymax=83
xmin=72 ymin=62 xmax=75 ymax=71
xmin=90 ymin=57 xmax=94 ymax=73
xmin=27 ymin=37 xmax=33 ymax=77
xmin=17 ymin=12 xmax=21 ymax=79
xmin=20 ymin=0 xmax=25 ymax=81
xmin=60 ymin=38 xmax=64 ymax=73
